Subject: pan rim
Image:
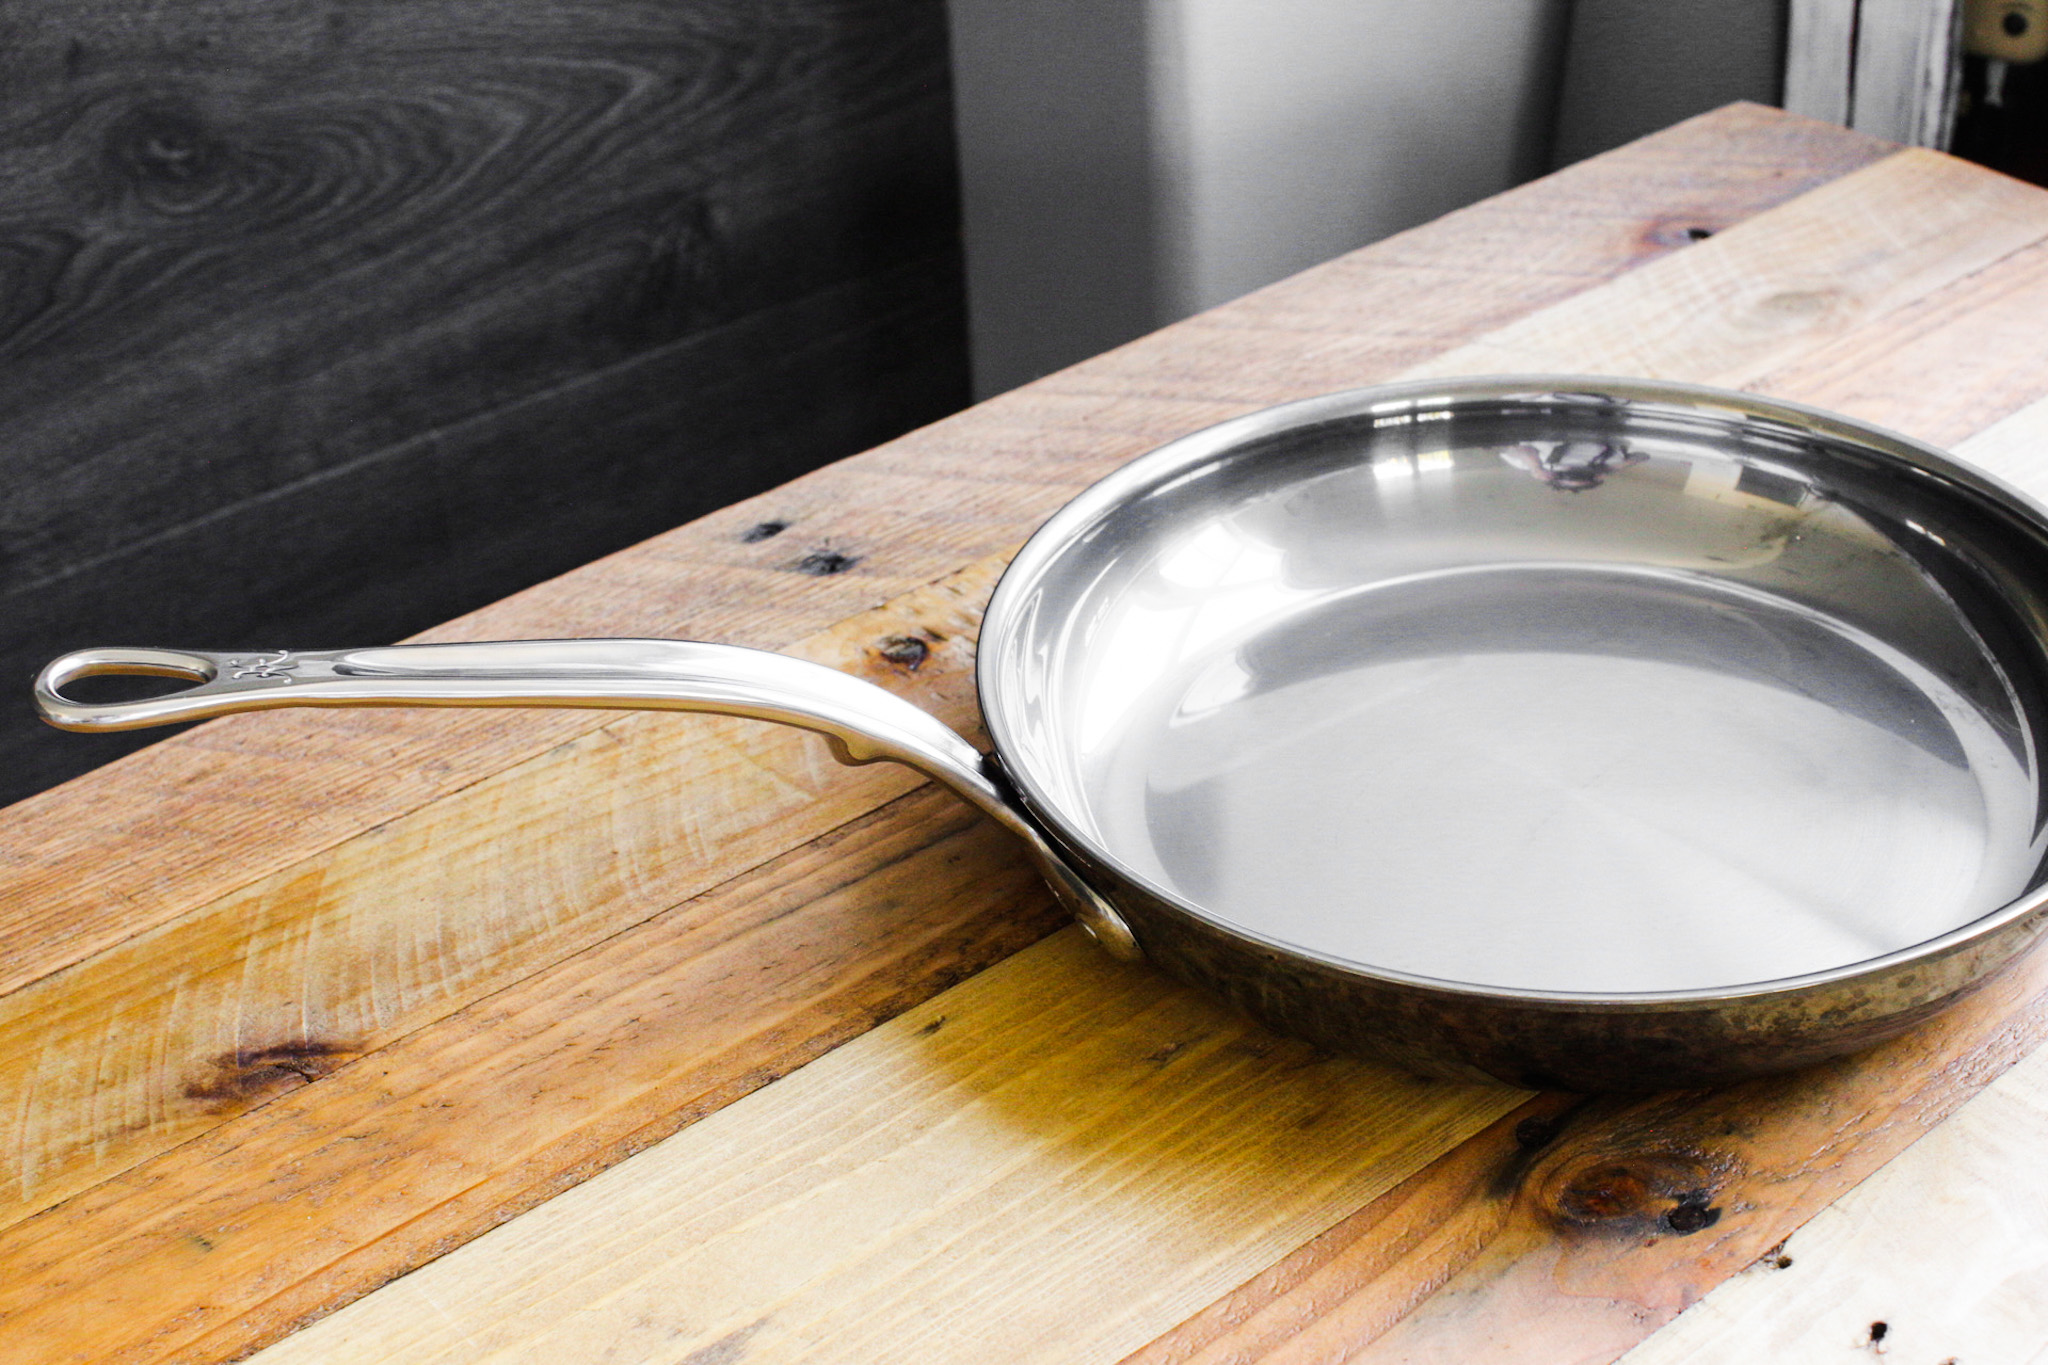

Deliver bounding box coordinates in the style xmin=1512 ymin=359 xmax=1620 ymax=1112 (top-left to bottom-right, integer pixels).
xmin=978 ymin=373 xmax=2048 ymax=1008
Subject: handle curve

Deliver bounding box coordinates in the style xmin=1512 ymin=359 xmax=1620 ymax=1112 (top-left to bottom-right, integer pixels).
xmin=35 ymin=641 xmax=1140 ymax=959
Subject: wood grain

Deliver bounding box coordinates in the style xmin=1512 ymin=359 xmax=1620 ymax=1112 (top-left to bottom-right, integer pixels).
xmin=0 ymin=789 xmax=1066 ymax=1365
xmin=1406 ymin=148 xmax=2048 ymax=387
xmin=1751 ymin=233 xmax=2048 ymax=447
xmin=1122 ymin=943 xmax=2048 ymax=1365
xmin=0 ymin=0 xmax=969 ymax=801
xmin=240 ymin=932 xmax=1525 ymax=1365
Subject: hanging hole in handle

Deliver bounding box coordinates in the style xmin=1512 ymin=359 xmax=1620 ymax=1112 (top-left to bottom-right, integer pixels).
xmin=59 ymin=669 xmax=217 ymax=705
xmin=35 ymin=647 xmax=221 ymax=728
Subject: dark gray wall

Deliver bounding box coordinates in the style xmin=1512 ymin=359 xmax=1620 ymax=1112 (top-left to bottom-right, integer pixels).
xmin=2 ymin=0 xmax=969 ymax=806
xmin=1550 ymin=0 xmax=1789 ymax=167
xmin=945 ymin=0 xmax=1162 ymax=397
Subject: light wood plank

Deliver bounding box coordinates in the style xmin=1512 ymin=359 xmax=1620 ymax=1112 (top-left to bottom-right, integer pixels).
xmin=1756 ymin=235 xmax=2048 ymax=448
xmin=1617 ymin=1045 xmax=2048 ymax=1364
xmin=242 ymin=932 xmax=1525 ymax=1365
xmin=1407 ymin=148 xmax=2048 ymax=386
xmin=1121 ymin=923 xmax=2048 ymax=1365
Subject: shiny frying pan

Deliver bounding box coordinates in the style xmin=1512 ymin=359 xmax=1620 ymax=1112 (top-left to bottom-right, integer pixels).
xmin=38 ymin=377 xmax=2048 ymax=1091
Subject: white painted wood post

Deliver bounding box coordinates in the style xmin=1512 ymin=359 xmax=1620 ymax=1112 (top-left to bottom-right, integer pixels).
xmin=1786 ymin=0 xmax=1965 ymax=146
xmin=1784 ymin=0 xmax=1858 ymax=124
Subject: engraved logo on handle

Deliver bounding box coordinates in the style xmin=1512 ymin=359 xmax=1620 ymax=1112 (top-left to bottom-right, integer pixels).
xmin=228 ymin=650 xmax=297 ymax=682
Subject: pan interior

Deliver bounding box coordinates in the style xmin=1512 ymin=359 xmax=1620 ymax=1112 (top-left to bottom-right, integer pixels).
xmin=990 ymin=394 xmax=2048 ymax=994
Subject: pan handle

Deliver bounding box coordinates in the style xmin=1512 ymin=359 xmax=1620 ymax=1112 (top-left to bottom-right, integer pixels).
xmin=34 ymin=641 xmax=1140 ymax=959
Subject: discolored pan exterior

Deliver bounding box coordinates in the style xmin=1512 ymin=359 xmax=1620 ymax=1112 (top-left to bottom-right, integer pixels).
xmin=1078 ymin=839 xmax=2048 ymax=1090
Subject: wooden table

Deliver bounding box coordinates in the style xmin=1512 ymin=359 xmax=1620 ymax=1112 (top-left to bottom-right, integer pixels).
xmin=6 ymin=103 xmax=2048 ymax=1364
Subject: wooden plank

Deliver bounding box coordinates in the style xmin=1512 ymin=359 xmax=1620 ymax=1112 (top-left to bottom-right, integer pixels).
xmin=1114 ymin=394 xmax=2048 ymax=1365
xmin=239 ymin=932 xmax=1525 ymax=1365
xmin=1616 ymin=1057 xmax=2048 ymax=1363
xmin=176 ymin=158 xmax=2048 ymax=1363
xmin=1406 ymin=147 xmax=2048 ymax=386
xmin=0 ymin=106 xmax=1891 ymax=995
xmin=5 ymin=256 xmax=969 ymax=798
xmin=1750 ymin=234 xmax=2048 ymax=448
xmin=0 ymin=0 xmax=970 ymax=803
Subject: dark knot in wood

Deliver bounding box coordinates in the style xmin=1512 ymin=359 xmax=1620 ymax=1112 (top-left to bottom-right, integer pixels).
xmin=795 ymin=549 xmax=858 ymax=576
xmin=182 ymin=1040 xmax=356 ymax=1111
xmin=1644 ymin=219 xmax=1722 ymax=251
xmin=877 ymin=635 xmax=928 ymax=670
xmin=107 ymin=105 xmax=219 ymax=187
xmin=1539 ymin=1149 xmax=1724 ymax=1237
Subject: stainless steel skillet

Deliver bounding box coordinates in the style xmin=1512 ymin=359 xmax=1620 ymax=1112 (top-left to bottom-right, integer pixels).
xmin=37 ymin=376 xmax=2048 ymax=1091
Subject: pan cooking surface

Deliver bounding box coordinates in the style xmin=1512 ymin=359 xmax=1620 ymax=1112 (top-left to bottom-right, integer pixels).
xmin=1088 ymin=564 xmax=2036 ymax=992
xmin=992 ymin=391 xmax=2048 ymax=995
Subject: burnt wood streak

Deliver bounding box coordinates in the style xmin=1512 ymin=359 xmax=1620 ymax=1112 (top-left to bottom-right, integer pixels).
xmin=0 ymin=0 xmax=968 ymax=804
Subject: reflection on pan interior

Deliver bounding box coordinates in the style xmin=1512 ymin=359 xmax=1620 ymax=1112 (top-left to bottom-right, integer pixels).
xmin=1068 ymin=434 xmax=2044 ymax=994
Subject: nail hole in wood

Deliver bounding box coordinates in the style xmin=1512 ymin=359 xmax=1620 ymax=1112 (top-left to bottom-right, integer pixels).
xmin=1659 ymin=1189 xmax=1721 ymax=1235
xmin=795 ymin=549 xmax=858 ymax=576
xmin=878 ymin=636 xmax=929 ymax=670
xmin=741 ymin=519 xmax=789 ymax=543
